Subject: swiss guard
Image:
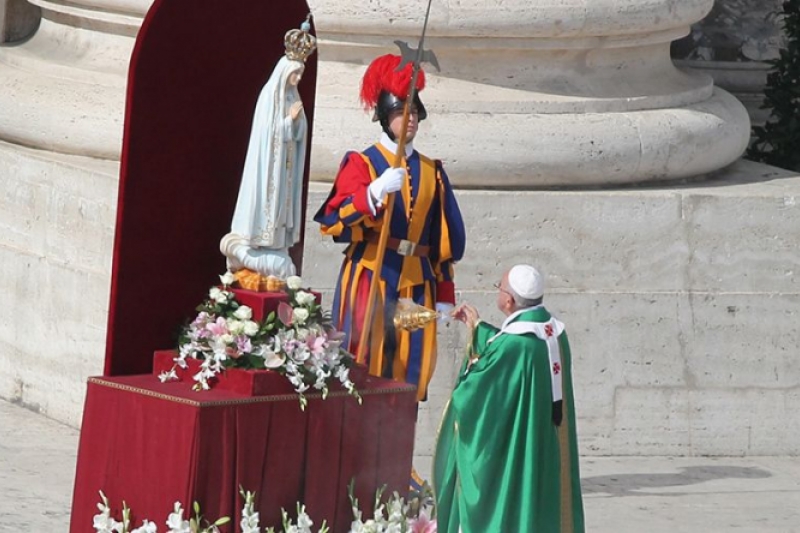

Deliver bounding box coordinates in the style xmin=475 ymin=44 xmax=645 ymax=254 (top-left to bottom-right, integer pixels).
xmin=314 ymin=53 xmax=466 ymax=402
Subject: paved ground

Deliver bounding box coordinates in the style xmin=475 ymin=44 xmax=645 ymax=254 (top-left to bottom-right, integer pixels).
xmin=2 ymin=399 xmax=799 ymax=532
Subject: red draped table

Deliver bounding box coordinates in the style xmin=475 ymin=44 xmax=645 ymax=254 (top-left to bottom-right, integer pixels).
xmin=69 ymin=372 xmax=417 ymax=532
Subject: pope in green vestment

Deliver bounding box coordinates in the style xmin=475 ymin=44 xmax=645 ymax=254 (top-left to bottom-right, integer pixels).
xmin=434 ymin=265 xmax=585 ymax=532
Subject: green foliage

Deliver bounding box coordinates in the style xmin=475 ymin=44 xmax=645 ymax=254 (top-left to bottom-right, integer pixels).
xmin=747 ymin=0 xmax=800 ymax=171
xmin=189 ymin=500 xmax=230 ymax=532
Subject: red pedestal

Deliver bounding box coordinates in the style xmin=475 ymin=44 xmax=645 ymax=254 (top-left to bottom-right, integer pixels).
xmin=152 ymin=350 xmax=369 ymax=398
xmin=152 ymin=350 xmax=293 ymax=395
xmin=69 ymin=373 xmax=417 ymax=533
xmin=229 ymin=288 xmax=320 ymax=322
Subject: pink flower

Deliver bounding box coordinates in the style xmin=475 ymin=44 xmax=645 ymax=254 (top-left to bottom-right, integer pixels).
xmin=206 ymin=317 xmax=228 ymax=336
xmin=410 ymin=512 xmax=437 ymax=533
xmin=192 ymin=312 xmax=211 ymax=328
xmin=278 ymin=301 xmax=294 ymax=326
xmin=236 ymin=335 xmax=252 ymax=355
xmin=306 ymin=333 xmax=327 ymax=356
xmin=281 ymin=336 xmax=297 ymax=352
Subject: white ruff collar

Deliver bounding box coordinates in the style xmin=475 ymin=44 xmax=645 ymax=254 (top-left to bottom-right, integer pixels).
xmin=379 ymin=132 xmax=414 ymax=158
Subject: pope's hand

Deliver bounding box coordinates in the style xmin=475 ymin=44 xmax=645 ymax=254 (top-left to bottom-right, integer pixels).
xmin=290 ymin=101 xmax=303 ymax=120
xmin=452 ymin=303 xmax=480 ymax=329
xmin=368 ymin=167 xmax=406 ymax=205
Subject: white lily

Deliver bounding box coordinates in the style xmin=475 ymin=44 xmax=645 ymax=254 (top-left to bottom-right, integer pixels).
xmin=158 ymin=369 xmax=178 ymax=383
xmin=240 ymin=489 xmax=261 ymax=533
xmin=131 ymin=519 xmax=158 ymax=533
xmin=166 ymin=502 xmax=191 ymax=533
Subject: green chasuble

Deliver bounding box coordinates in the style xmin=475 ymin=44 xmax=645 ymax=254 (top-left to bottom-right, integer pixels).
xmin=433 ymin=307 xmax=585 ymax=533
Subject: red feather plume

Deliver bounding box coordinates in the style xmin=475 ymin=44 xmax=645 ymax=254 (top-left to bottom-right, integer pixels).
xmin=359 ymin=54 xmax=426 ymax=111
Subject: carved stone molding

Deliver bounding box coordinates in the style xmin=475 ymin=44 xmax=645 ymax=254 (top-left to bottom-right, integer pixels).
xmin=308 ymin=0 xmax=751 ymax=187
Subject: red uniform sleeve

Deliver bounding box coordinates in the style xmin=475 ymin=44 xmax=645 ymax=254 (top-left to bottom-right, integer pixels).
xmin=324 ymin=153 xmax=377 ymax=218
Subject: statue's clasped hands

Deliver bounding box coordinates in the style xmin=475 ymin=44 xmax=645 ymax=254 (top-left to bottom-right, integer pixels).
xmin=290 ymin=101 xmax=303 ymax=120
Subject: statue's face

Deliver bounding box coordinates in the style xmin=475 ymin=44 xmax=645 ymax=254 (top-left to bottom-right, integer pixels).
xmin=288 ymin=67 xmax=305 ymax=87
xmin=387 ymin=105 xmax=419 ymax=142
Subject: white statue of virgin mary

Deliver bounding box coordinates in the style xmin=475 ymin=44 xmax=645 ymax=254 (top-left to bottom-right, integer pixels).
xmin=220 ymin=18 xmax=316 ymax=281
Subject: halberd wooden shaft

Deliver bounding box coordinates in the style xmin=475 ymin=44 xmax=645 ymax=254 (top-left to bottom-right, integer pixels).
xmin=355 ymin=102 xmax=412 ymax=365
xmin=354 ymin=0 xmax=435 ymax=368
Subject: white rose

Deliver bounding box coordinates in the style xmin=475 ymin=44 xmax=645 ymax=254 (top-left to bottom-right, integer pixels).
xmin=286 ymin=275 xmax=303 ymax=290
xmin=243 ymin=321 xmax=259 ymax=336
xmin=219 ymin=271 xmax=236 ymax=287
xmin=226 ymin=320 xmax=244 ymax=335
xmin=220 ymin=334 xmax=234 ymax=345
xmin=292 ymin=308 xmax=310 ymax=324
xmin=209 ymin=286 xmax=228 ymax=303
xmin=234 ymin=305 xmax=253 ymax=320
xmin=295 ymin=291 xmax=316 ymax=306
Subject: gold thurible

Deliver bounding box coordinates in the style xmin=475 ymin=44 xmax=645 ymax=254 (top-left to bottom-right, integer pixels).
xmin=393 ymin=298 xmax=440 ymax=331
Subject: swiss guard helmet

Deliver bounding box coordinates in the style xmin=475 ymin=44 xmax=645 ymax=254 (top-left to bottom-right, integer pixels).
xmin=360 ymin=54 xmax=428 ymax=140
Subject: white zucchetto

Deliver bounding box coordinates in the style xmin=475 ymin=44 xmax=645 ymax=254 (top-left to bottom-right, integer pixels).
xmin=508 ymin=264 xmax=545 ymax=300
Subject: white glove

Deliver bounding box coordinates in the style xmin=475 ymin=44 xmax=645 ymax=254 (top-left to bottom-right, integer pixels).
xmin=368 ymin=167 xmax=406 ymax=205
xmin=436 ymin=302 xmax=455 ymax=325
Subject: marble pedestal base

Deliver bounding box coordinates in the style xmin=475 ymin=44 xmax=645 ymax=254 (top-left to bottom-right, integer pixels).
xmin=0 ymin=141 xmax=118 ymax=426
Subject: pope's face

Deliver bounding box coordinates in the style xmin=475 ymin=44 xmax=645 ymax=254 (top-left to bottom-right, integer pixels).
xmin=388 ymin=105 xmax=419 ymax=142
xmin=496 ymin=271 xmax=515 ymax=316
xmin=288 ymin=67 xmax=304 ymax=87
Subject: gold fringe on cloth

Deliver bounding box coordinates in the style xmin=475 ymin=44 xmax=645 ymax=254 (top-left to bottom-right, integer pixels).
xmin=87 ymin=377 xmax=416 ymax=407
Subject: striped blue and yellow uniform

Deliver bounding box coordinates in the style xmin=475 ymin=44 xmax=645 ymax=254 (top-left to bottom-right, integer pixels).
xmin=314 ymin=143 xmax=466 ymax=400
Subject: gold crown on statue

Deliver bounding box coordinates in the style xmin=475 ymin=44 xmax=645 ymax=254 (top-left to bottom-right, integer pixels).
xmin=284 ymin=15 xmax=317 ymax=63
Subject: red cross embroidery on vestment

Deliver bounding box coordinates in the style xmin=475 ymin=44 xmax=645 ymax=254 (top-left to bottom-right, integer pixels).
xmin=544 ymin=324 xmax=554 ymax=337
xmin=553 ymin=362 xmax=561 ymax=375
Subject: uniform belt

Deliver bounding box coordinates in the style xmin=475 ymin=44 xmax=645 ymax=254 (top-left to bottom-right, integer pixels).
xmin=366 ymin=234 xmax=430 ymax=257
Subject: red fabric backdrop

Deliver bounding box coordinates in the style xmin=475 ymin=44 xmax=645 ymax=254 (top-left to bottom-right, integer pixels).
xmin=105 ymin=0 xmax=317 ymax=376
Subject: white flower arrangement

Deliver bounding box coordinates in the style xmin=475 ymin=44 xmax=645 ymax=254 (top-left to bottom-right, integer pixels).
xmin=94 ymin=486 xmax=436 ymax=533
xmin=93 ymin=492 xmax=230 ymax=533
xmin=161 ymin=273 xmax=360 ymax=408
xmin=348 ymin=483 xmax=437 ymax=533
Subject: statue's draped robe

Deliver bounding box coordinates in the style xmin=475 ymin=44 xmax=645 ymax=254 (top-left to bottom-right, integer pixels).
xmin=434 ymin=306 xmax=585 ymax=532
xmin=231 ymin=56 xmax=307 ymax=250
